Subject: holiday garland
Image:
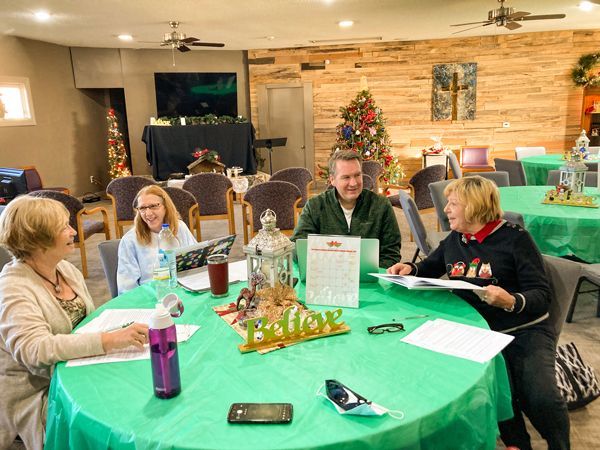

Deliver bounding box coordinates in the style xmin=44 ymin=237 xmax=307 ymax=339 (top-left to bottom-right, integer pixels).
xmin=157 ymin=114 xmax=248 ymax=126
xmin=320 ymin=90 xmax=404 ymax=184
xmin=106 ymin=109 xmax=132 ymax=179
xmin=571 ymin=52 xmax=600 ymax=87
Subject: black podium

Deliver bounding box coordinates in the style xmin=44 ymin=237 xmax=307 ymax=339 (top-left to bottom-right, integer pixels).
xmin=254 ymin=137 xmax=287 ymax=175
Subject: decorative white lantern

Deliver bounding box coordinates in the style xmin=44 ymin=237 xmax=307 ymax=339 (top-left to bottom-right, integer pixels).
xmin=243 ymin=209 xmax=295 ymax=289
xmin=559 ymin=160 xmax=588 ymax=193
xmin=575 ymin=129 xmax=590 ymax=156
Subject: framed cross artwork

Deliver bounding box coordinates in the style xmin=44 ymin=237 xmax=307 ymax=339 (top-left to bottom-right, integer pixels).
xmin=432 ymin=63 xmax=477 ymax=121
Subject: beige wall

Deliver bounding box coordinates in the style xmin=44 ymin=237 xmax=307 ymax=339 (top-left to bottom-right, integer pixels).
xmin=0 ymin=37 xmax=107 ymax=196
xmin=117 ymin=49 xmax=248 ymax=175
xmin=248 ymin=30 xmax=599 ymax=180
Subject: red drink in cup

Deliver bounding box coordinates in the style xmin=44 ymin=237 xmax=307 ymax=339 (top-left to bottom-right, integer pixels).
xmin=207 ymin=254 xmax=229 ymax=297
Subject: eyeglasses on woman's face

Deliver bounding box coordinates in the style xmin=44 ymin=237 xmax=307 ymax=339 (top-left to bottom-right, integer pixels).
xmin=136 ymin=203 xmax=163 ymax=213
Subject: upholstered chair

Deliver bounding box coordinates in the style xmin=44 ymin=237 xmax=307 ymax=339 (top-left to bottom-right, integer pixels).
xmin=106 ymin=176 xmax=157 ymax=238
xmin=241 ymin=181 xmax=302 ymax=244
xmin=270 ymin=167 xmax=313 ymax=208
xmin=493 ymin=158 xmax=527 ymax=186
xmin=163 ymin=186 xmax=200 ymax=238
xmin=29 ymin=190 xmax=110 ymax=278
xmin=182 ymin=173 xmax=235 ymax=241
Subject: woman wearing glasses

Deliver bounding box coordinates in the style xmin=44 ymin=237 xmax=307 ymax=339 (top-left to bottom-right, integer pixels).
xmin=117 ymin=185 xmax=196 ymax=294
xmin=0 ymin=196 xmax=148 ymax=449
xmin=388 ymin=176 xmax=569 ymax=450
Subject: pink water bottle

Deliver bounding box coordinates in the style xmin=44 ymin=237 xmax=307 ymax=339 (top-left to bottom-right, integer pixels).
xmin=149 ymin=303 xmax=181 ymax=399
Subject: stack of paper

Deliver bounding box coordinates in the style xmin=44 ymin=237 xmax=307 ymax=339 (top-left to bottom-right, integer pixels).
xmin=370 ymin=273 xmax=484 ymax=291
xmin=400 ymin=318 xmax=514 ymax=363
xmin=68 ymin=309 xmax=200 ymax=367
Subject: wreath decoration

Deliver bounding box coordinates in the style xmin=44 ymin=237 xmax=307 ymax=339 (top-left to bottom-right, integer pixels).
xmin=571 ymin=52 xmax=600 ymax=87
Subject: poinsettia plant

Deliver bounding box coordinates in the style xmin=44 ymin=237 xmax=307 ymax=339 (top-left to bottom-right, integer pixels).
xmin=192 ymin=148 xmax=220 ymax=162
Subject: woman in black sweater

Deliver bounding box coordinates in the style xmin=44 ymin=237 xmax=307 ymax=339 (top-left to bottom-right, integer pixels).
xmin=388 ymin=176 xmax=569 ymax=450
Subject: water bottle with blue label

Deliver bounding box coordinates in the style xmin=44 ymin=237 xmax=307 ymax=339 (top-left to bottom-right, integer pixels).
xmin=158 ymin=223 xmax=180 ymax=290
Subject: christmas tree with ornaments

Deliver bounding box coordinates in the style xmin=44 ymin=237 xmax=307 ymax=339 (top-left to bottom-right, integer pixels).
xmin=324 ymin=89 xmax=404 ymax=184
xmin=106 ymin=109 xmax=132 ymax=179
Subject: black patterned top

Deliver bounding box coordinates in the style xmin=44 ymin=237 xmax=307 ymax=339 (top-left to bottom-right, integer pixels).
xmin=57 ymin=295 xmax=86 ymax=328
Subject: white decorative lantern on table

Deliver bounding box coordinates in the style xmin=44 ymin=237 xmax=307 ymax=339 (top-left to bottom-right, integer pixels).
xmin=242 ymin=209 xmax=295 ymax=288
xmin=559 ymin=160 xmax=588 ymax=193
xmin=575 ymin=129 xmax=590 ymax=157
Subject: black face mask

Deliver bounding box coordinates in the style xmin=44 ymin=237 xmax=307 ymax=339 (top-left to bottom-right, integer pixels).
xmin=325 ymin=379 xmax=371 ymax=411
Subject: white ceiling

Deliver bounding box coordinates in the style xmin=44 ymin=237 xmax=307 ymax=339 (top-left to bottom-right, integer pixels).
xmin=0 ymin=0 xmax=599 ymax=51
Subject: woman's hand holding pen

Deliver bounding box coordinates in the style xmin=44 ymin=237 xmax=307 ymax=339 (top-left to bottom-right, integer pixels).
xmin=101 ymin=323 xmax=149 ymax=352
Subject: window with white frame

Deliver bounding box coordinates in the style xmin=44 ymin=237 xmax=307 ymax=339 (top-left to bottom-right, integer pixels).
xmin=0 ymin=76 xmax=36 ymax=126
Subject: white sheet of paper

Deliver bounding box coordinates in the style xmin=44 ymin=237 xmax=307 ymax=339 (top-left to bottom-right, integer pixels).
xmin=370 ymin=273 xmax=484 ymax=291
xmin=400 ymin=318 xmax=514 ymax=363
xmin=68 ymin=309 xmax=200 ymax=367
xmin=305 ymin=234 xmax=360 ymax=308
xmin=177 ymin=260 xmax=247 ymax=291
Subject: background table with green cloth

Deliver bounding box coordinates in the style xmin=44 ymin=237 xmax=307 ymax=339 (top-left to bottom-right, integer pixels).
xmin=499 ymin=186 xmax=600 ymax=263
xmin=45 ymin=279 xmax=512 ymax=450
xmin=520 ymin=154 xmax=598 ymax=186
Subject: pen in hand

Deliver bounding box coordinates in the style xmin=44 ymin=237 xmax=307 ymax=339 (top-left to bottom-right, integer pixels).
xmin=105 ymin=321 xmax=134 ymax=332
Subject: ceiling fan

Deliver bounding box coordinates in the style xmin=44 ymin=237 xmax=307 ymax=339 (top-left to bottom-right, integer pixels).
xmin=451 ymin=0 xmax=566 ymax=34
xmin=157 ymin=21 xmax=225 ymax=65
xmin=160 ymin=21 xmax=225 ymax=51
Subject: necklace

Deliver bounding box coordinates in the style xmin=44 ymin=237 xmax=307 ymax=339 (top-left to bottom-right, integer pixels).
xmin=30 ymin=266 xmax=62 ymax=294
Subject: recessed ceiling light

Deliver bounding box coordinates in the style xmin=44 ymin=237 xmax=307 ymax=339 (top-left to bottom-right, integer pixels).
xmin=338 ymin=20 xmax=354 ymax=28
xmin=34 ymin=10 xmax=51 ymax=22
xmin=579 ymin=1 xmax=594 ymax=11
xmin=118 ymin=34 xmax=133 ymax=41
xmin=266 ymin=36 xmax=276 ymax=40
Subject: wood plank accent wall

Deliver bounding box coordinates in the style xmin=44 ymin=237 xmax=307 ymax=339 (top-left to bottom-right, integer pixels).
xmin=248 ymin=30 xmax=600 ymax=181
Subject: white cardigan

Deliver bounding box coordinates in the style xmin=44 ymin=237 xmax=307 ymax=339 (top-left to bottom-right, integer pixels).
xmin=0 ymin=259 xmax=104 ymax=450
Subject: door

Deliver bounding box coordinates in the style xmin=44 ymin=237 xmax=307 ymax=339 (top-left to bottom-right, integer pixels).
xmin=257 ymin=83 xmax=314 ymax=175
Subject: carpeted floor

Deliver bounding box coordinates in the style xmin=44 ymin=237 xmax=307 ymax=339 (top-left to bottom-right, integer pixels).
xmin=10 ymin=198 xmax=600 ymax=449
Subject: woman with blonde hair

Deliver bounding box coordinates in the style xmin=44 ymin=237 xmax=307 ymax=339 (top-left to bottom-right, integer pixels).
xmin=117 ymin=185 xmax=196 ymax=294
xmin=388 ymin=176 xmax=569 ymax=450
xmin=0 ymin=196 xmax=148 ymax=449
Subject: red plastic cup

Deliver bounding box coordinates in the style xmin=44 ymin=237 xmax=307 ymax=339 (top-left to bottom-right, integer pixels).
xmin=207 ymin=254 xmax=229 ymax=297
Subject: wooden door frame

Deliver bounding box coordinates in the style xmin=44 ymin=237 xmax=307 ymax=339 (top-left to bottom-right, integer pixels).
xmin=256 ymin=82 xmax=314 ymax=175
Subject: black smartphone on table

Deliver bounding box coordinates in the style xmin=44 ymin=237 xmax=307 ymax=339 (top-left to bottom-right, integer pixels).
xmin=227 ymin=403 xmax=293 ymax=424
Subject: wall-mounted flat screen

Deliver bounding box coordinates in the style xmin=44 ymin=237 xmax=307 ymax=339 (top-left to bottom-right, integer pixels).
xmin=154 ymin=72 xmax=238 ymax=118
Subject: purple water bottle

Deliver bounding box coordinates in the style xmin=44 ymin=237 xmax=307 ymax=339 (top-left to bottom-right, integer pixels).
xmin=149 ymin=303 xmax=181 ymax=399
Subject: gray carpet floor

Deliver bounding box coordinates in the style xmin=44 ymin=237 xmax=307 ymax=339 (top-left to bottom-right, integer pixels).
xmin=11 ymin=198 xmax=600 ymax=449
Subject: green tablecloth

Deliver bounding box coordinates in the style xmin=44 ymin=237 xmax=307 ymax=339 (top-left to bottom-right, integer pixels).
xmin=45 ymin=280 xmax=512 ymax=450
xmin=499 ymin=186 xmax=600 ymax=263
xmin=520 ymin=154 xmax=598 ymax=186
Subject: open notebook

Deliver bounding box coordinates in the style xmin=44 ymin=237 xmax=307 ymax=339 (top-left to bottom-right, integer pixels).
xmin=295 ymin=237 xmax=379 ymax=283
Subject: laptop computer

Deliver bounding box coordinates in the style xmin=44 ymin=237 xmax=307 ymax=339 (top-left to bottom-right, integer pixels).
xmin=295 ymin=237 xmax=379 ymax=283
xmin=176 ymin=234 xmax=236 ymax=273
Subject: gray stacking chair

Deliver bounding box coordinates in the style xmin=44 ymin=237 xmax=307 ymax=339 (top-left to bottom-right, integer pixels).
xmin=398 ymin=191 xmax=449 ymax=263
xmin=98 ymin=239 xmax=121 ymax=299
xmin=515 ymin=146 xmax=546 ymax=160
xmin=493 ymin=158 xmax=527 ymax=186
xmin=0 ymin=246 xmax=12 ymax=271
xmin=567 ymin=264 xmax=600 ymax=322
xmin=428 ymin=179 xmax=453 ymax=232
xmin=464 ymin=171 xmax=510 ymax=187
xmin=543 ymin=255 xmax=586 ymax=337
xmin=448 ymin=152 xmax=462 ymax=179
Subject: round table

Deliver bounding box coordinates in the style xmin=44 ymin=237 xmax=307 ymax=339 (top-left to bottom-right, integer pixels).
xmin=499 ymin=186 xmax=600 ymax=263
xmin=46 ymin=281 xmax=512 ymax=450
xmin=520 ymin=154 xmax=598 ymax=186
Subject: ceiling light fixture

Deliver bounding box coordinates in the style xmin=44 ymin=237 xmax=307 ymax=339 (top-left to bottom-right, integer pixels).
xmin=338 ymin=20 xmax=354 ymax=28
xmin=118 ymin=34 xmax=133 ymax=41
xmin=309 ymin=36 xmax=382 ymax=44
xmin=34 ymin=11 xmax=51 ymax=22
xmin=579 ymin=1 xmax=594 ymax=11
xmin=266 ymin=36 xmax=275 ymax=40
